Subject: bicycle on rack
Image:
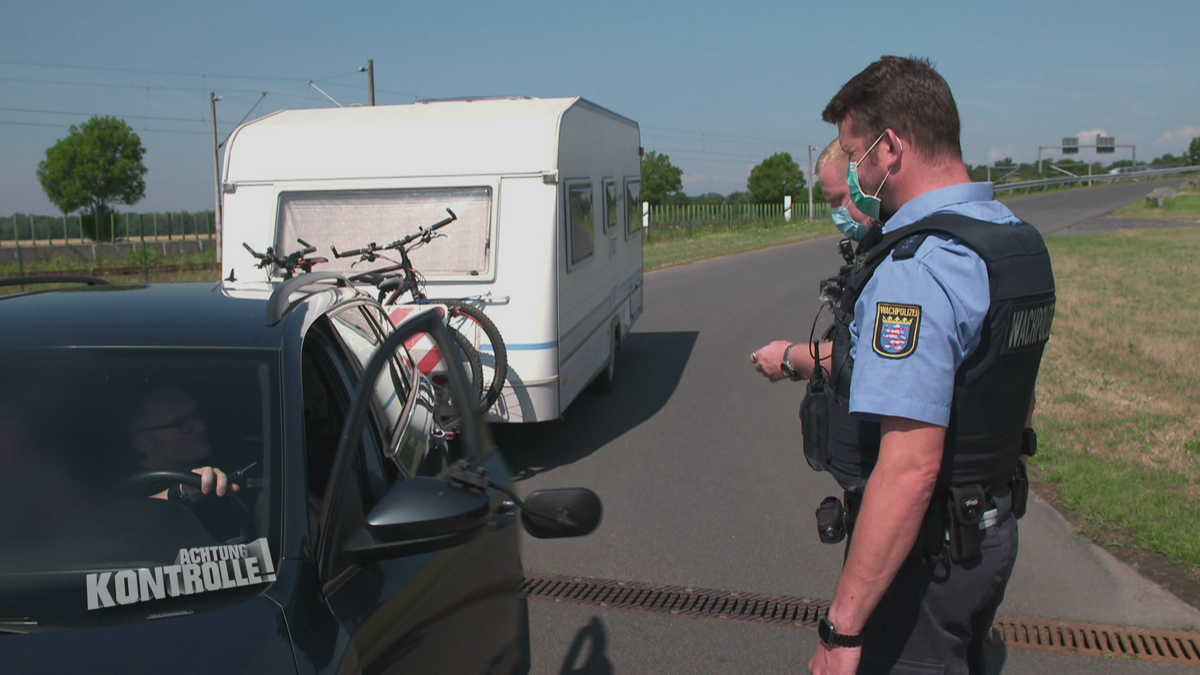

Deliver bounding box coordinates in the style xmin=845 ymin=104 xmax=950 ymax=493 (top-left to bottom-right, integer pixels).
xmin=243 ymin=239 xmax=328 ymax=279
xmin=244 ymin=236 xmax=480 ymax=431
xmin=331 ymin=208 xmax=509 ymax=416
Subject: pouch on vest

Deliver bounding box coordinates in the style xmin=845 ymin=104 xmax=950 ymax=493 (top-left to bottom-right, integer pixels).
xmin=947 ymin=484 xmax=986 ymax=563
xmin=1011 ymin=461 xmax=1030 ymax=520
xmin=800 ymin=370 xmax=831 ymax=473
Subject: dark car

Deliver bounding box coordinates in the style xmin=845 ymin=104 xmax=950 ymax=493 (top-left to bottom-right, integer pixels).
xmin=0 ymin=275 xmax=599 ymax=674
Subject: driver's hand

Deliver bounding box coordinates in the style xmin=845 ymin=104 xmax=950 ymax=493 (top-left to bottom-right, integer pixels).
xmin=184 ymin=466 xmax=241 ymax=502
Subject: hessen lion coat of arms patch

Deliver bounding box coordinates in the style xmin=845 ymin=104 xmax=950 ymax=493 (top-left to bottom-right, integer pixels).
xmin=873 ymin=302 xmax=921 ymax=358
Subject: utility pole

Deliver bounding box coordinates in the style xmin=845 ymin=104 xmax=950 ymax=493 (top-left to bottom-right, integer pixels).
xmin=807 ymin=145 xmax=816 ymax=221
xmin=367 ymin=59 xmax=375 ymax=106
xmin=210 ymin=92 xmax=222 ymax=263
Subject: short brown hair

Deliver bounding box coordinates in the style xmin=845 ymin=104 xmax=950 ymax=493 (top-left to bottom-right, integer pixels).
xmin=821 ymin=56 xmax=962 ymax=161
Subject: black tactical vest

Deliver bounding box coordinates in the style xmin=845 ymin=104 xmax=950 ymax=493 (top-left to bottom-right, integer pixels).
xmin=825 ymin=212 xmax=1055 ymax=489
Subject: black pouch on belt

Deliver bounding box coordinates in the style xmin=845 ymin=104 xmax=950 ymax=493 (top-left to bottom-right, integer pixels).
xmin=1010 ymin=461 xmax=1030 ymax=520
xmin=947 ymin=484 xmax=986 ymax=564
xmin=799 ymin=370 xmax=830 ymax=473
xmin=815 ymin=496 xmax=848 ymax=544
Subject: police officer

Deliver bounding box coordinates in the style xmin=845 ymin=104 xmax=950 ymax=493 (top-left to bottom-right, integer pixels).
xmin=779 ymin=56 xmax=1054 ymax=675
xmin=751 ymin=138 xmax=879 ymax=496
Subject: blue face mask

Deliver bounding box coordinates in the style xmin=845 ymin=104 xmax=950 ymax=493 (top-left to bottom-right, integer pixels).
xmin=846 ymin=131 xmax=898 ymax=221
xmin=831 ymin=205 xmax=868 ymax=241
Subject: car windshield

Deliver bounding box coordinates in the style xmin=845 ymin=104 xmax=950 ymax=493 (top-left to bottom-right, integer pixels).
xmin=0 ymin=348 xmax=281 ymax=629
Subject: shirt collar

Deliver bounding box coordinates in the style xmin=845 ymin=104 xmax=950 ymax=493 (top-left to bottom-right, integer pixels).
xmin=882 ymin=182 xmax=996 ymax=234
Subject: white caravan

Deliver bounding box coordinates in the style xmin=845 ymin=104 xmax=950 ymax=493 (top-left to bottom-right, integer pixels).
xmin=220 ymin=96 xmax=644 ymax=423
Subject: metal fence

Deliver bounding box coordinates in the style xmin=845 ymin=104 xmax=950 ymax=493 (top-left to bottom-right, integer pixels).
xmin=648 ymin=201 xmax=830 ymax=228
xmin=1 ymin=211 xmax=217 ymax=247
xmin=992 ymin=165 xmax=1200 ymax=193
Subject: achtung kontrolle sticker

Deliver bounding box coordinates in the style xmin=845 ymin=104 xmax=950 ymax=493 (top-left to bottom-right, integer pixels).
xmin=86 ymin=538 xmax=275 ymax=611
xmin=873 ymin=302 xmax=921 ymax=359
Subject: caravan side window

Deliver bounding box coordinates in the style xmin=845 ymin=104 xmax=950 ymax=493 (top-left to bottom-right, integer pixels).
xmin=566 ymin=181 xmax=594 ymax=269
xmin=624 ymin=178 xmax=642 ymax=239
xmin=602 ymin=178 xmax=618 ymax=234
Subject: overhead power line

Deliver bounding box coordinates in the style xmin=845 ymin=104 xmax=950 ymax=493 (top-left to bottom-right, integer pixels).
xmin=0 ymin=59 xmax=314 ymax=84
xmin=0 ymin=106 xmax=208 ymax=125
xmin=0 ymin=120 xmax=209 ymax=136
xmin=1 ymin=59 xmax=420 ymax=99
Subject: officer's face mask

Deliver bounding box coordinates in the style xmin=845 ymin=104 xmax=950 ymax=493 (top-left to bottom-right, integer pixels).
xmin=831 ymin=205 xmax=868 ymax=241
xmin=846 ymin=130 xmax=899 ymax=221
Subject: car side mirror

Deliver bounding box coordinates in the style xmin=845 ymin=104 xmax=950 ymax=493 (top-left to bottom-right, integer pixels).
xmin=520 ymin=488 xmax=602 ymax=539
xmin=342 ymin=477 xmax=491 ymax=562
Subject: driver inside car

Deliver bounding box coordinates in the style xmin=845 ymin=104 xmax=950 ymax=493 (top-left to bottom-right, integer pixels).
xmin=127 ymin=386 xmax=241 ymax=504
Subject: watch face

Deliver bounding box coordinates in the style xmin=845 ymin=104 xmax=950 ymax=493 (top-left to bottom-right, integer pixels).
xmin=818 ymin=617 xmax=833 ymax=645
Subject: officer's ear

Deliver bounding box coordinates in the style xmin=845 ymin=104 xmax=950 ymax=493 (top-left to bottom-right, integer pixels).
xmin=878 ymin=129 xmax=905 ymax=171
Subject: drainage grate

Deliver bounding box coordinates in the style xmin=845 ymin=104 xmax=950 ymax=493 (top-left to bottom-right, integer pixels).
xmin=990 ymin=617 xmax=1200 ymax=666
xmin=521 ymin=573 xmax=827 ymax=628
xmin=522 ymin=573 xmax=1200 ymax=667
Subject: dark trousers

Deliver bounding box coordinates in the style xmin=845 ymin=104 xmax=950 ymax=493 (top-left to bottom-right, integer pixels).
xmin=855 ymin=492 xmax=1018 ymax=675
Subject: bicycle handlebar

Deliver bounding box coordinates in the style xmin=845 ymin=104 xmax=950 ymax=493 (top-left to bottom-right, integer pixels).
xmin=331 ymin=208 xmax=458 ymax=261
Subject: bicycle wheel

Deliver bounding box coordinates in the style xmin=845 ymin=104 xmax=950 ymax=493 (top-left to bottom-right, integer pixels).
xmin=439 ymin=299 xmax=508 ymax=413
xmin=431 ymin=329 xmax=485 ymax=431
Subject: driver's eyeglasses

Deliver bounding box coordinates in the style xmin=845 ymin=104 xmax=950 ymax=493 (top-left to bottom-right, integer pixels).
xmin=138 ymin=411 xmax=204 ymax=435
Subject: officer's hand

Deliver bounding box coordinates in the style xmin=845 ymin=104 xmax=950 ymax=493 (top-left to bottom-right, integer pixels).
xmin=807 ymin=644 xmax=860 ymax=675
xmin=750 ymin=340 xmax=793 ymax=382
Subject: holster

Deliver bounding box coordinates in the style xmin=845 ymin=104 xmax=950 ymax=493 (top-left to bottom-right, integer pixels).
xmin=1010 ymin=461 xmax=1030 ymax=520
xmin=947 ymin=484 xmax=986 ymax=564
xmin=799 ymin=370 xmax=830 ymax=473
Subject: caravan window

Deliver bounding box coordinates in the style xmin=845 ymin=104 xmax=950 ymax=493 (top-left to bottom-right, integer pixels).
xmin=566 ymin=181 xmax=594 ymax=268
xmin=603 ymin=178 xmax=619 ymax=233
xmin=275 ymin=187 xmax=492 ymax=277
xmin=625 ymin=178 xmax=641 ymax=238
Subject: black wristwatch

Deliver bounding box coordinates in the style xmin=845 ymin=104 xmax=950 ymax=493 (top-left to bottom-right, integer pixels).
xmin=780 ymin=343 xmax=800 ymax=380
xmin=818 ymin=616 xmax=863 ymax=649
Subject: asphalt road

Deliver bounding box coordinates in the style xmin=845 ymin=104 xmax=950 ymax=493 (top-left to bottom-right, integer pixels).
xmin=496 ymin=177 xmax=1199 ymax=674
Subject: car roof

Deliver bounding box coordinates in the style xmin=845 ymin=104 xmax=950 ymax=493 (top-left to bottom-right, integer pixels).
xmin=0 ymin=279 xmax=361 ymax=350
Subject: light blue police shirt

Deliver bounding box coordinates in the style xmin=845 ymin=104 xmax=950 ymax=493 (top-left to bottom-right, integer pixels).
xmin=848 ymin=182 xmax=1022 ymax=427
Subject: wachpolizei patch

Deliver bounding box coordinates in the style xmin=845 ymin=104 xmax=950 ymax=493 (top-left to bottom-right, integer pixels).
xmin=86 ymin=538 xmax=276 ymax=611
xmin=873 ymin=302 xmax=921 ymax=358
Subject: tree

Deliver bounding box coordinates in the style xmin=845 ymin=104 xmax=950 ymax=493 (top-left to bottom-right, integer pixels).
xmin=746 ymin=152 xmax=805 ymax=203
xmin=37 ymin=116 xmax=148 ymax=241
xmin=1189 ymin=136 xmax=1200 ymax=167
xmin=641 ymin=151 xmax=683 ymax=205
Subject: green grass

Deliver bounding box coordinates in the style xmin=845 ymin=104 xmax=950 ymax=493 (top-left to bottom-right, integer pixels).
xmin=1034 ymin=228 xmax=1200 ymax=568
xmin=644 ymin=218 xmax=833 ymax=271
xmin=0 ymin=246 xmax=216 ymax=276
xmin=1113 ymin=191 xmax=1200 ymax=220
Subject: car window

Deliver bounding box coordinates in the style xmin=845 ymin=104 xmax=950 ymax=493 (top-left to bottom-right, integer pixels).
xmin=0 ymin=348 xmax=281 ymax=628
xmin=302 ymin=323 xmax=387 ymax=512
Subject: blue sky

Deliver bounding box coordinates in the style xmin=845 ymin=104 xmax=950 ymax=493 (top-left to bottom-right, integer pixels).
xmin=3 ymin=0 xmax=1197 ymax=214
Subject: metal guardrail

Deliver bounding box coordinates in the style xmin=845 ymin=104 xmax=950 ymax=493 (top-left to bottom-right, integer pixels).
xmin=992 ymin=165 xmax=1200 ymax=193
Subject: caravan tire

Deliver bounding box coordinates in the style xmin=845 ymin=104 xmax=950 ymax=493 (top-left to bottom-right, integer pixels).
xmin=590 ymin=326 xmax=618 ymax=395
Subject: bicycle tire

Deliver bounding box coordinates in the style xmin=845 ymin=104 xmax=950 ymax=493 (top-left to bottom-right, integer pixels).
xmin=438 ymin=299 xmax=508 ymax=413
xmin=433 ymin=329 xmax=485 ymax=431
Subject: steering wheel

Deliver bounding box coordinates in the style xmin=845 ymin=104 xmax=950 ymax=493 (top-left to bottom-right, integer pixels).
xmin=116 ymin=470 xmax=258 ymax=542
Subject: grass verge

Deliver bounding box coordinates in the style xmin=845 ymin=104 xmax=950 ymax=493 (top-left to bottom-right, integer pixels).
xmin=1111 ymin=189 xmax=1200 ymax=220
xmin=644 ymin=219 xmax=833 ymax=271
xmin=0 ymin=246 xmax=216 ymax=276
xmin=1031 ymin=227 xmax=1200 ymax=601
